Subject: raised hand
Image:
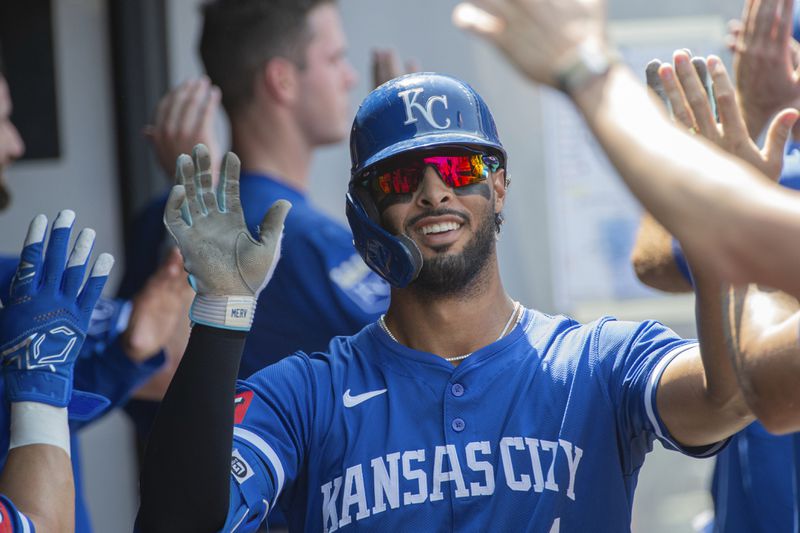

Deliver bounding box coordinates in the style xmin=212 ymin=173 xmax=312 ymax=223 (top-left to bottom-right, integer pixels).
xmin=371 ymin=49 xmax=421 ymax=88
xmin=733 ymin=0 xmax=800 ymax=139
xmin=0 ymin=211 xmax=113 ymax=416
xmin=649 ymin=51 xmax=798 ymax=182
xmin=163 ymin=144 xmax=291 ymax=331
xmin=145 ymin=77 xmax=222 ymax=182
xmin=452 ymin=0 xmax=611 ymax=90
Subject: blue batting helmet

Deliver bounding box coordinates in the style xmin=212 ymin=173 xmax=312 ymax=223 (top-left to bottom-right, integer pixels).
xmin=346 ymin=73 xmax=505 ymax=288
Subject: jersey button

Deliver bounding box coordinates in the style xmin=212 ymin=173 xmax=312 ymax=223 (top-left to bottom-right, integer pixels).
xmin=451 ymin=383 xmax=465 ymax=397
xmin=452 ymin=418 xmax=465 ymax=432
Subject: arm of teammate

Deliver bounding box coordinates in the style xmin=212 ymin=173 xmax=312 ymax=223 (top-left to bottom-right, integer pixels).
xmin=0 ymin=212 xmax=113 ymax=532
xmin=724 ymin=284 xmax=800 ymax=434
xmin=455 ymin=0 xmax=800 ymax=298
xmin=137 ymin=145 xmax=290 ymax=532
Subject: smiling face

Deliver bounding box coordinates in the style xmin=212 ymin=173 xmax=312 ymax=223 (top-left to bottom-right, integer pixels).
xmin=375 ymin=155 xmax=507 ymax=296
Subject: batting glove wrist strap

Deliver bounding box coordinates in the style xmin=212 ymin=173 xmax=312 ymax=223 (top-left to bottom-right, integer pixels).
xmin=190 ymin=294 xmax=257 ymax=331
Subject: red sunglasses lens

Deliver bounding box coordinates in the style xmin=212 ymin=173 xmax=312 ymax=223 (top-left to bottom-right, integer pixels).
xmin=373 ymin=154 xmax=492 ymax=195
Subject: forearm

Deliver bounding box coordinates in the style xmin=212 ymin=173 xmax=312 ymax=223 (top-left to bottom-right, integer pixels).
xmin=573 ymin=66 xmax=800 ymax=291
xmin=138 ymin=325 xmax=245 ymax=533
xmin=728 ymin=285 xmax=800 ymax=434
xmin=630 ymin=213 xmax=692 ymax=293
xmin=657 ymin=267 xmax=752 ymax=446
xmin=0 ymin=406 xmax=74 ymax=532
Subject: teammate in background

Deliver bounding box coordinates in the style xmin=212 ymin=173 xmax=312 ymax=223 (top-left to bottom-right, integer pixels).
xmin=631 ymin=47 xmax=799 ymax=532
xmin=140 ymin=67 xmax=758 ymax=530
xmin=0 ymin=212 xmax=113 ymax=532
xmin=0 ymin=53 xmax=186 ymax=532
xmin=121 ymin=0 xmax=419 ymax=450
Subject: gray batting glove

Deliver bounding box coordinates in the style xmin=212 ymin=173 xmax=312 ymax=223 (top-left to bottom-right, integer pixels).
xmin=163 ymin=144 xmax=291 ymax=331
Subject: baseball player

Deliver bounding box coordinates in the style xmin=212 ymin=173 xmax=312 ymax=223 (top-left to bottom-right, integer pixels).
xmin=0 ymin=212 xmax=113 ymax=532
xmin=632 ymin=47 xmax=800 ymax=532
xmin=0 ymin=59 xmax=184 ymax=531
xmin=138 ymin=72 xmax=759 ymax=532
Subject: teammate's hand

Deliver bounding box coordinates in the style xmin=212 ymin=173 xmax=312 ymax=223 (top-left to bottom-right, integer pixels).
xmin=145 ymin=77 xmax=222 ymax=182
xmin=164 ymin=144 xmax=291 ymax=331
xmin=371 ymin=49 xmax=421 ymax=88
xmin=122 ymin=248 xmax=193 ymax=363
xmin=452 ymin=0 xmax=609 ymax=89
xmin=732 ymin=0 xmax=800 ymax=139
xmin=648 ymin=50 xmax=798 ymax=182
xmin=0 ymin=211 xmax=114 ymax=410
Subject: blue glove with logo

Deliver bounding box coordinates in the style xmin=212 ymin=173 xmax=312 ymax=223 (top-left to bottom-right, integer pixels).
xmin=0 ymin=211 xmax=114 ymax=421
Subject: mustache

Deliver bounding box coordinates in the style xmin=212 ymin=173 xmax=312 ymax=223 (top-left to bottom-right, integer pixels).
xmin=405 ymin=208 xmax=469 ymax=231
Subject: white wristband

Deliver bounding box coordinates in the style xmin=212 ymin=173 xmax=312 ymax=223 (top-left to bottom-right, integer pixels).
xmin=190 ymin=294 xmax=257 ymax=331
xmin=9 ymin=402 xmax=70 ymax=456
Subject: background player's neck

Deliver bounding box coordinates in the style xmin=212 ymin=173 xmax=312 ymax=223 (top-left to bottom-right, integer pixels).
xmin=384 ymin=255 xmax=516 ymax=363
xmin=230 ymin=107 xmax=313 ymax=193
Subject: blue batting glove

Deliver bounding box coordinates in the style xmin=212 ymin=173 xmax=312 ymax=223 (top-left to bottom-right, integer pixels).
xmin=0 ymin=211 xmax=114 ymax=420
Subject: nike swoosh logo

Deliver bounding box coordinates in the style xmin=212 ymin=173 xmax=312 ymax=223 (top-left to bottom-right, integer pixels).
xmin=343 ymin=388 xmax=387 ymax=408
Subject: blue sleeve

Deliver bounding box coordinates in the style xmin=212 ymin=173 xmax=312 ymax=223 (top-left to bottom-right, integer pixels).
xmin=221 ymin=354 xmax=321 ymax=531
xmin=670 ymin=238 xmax=693 ymax=286
xmin=599 ymin=319 xmax=725 ymax=465
xmin=295 ymin=223 xmax=390 ymax=323
xmin=72 ymin=298 xmax=165 ymax=420
xmin=0 ymin=494 xmax=35 ymax=533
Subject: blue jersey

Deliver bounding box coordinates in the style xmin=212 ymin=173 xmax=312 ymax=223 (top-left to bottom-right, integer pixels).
xmin=223 ymin=309 xmax=720 ymax=532
xmin=0 ymin=255 xmax=164 ymax=532
xmin=0 ymin=495 xmax=34 ymax=533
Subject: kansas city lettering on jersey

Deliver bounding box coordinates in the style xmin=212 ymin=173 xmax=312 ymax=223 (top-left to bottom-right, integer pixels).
xmin=319 ymin=437 xmax=583 ymax=532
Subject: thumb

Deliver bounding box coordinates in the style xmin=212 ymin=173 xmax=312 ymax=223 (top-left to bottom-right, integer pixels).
xmin=763 ymin=108 xmax=799 ymax=179
xmin=258 ymin=200 xmax=292 ymax=246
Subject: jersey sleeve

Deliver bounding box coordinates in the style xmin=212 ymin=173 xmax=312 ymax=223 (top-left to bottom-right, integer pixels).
xmin=0 ymin=495 xmax=35 ymax=533
xmin=598 ymin=319 xmax=724 ymax=466
xmin=220 ymin=353 xmax=324 ymax=531
xmin=294 ymin=222 xmax=390 ymax=324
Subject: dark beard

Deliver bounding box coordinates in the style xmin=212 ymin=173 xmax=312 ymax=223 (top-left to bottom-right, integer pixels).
xmin=410 ymin=204 xmax=496 ymax=298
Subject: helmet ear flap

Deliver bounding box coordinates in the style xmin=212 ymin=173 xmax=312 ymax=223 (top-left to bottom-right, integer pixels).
xmin=346 ymin=186 xmax=422 ymax=288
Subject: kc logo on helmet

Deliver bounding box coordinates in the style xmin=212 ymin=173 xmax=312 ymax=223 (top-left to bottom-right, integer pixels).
xmin=398 ymin=87 xmax=451 ymax=130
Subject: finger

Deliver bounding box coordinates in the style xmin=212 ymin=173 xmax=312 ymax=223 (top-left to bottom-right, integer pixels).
xmin=673 ymin=52 xmax=717 ymax=139
xmin=257 ymin=200 xmax=292 ymax=274
xmin=62 ymin=228 xmax=96 ymax=298
xmin=646 ymin=59 xmax=671 ymax=113
xmin=78 ymin=253 xmax=114 ymax=313
xmin=11 ymin=214 xmax=48 ymax=298
xmin=691 ymin=56 xmax=717 ymax=122
xmin=752 ymin=0 xmax=780 ymax=46
xmin=742 ymin=0 xmax=758 ymax=40
xmin=164 ymin=184 xmax=190 ymax=242
xmin=219 ymin=151 xmax=243 ymax=215
xmin=452 ymin=2 xmax=507 ymax=35
xmin=178 ymin=153 xmax=203 ymax=220
xmin=658 ymin=63 xmax=696 ymax=129
xmin=778 ymin=0 xmax=794 ymax=45
xmin=764 ymin=107 xmax=799 ymax=174
xmin=42 ymin=210 xmax=75 ymax=290
xmin=179 ymin=79 xmax=209 ymax=138
xmin=165 ymin=80 xmax=195 ymax=138
xmin=198 ymin=84 xmax=220 ymax=135
xmin=708 ymin=55 xmax=751 ymax=140
xmin=192 ymin=144 xmax=214 ymax=214
xmin=153 ymin=89 xmax=172 ymax=131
